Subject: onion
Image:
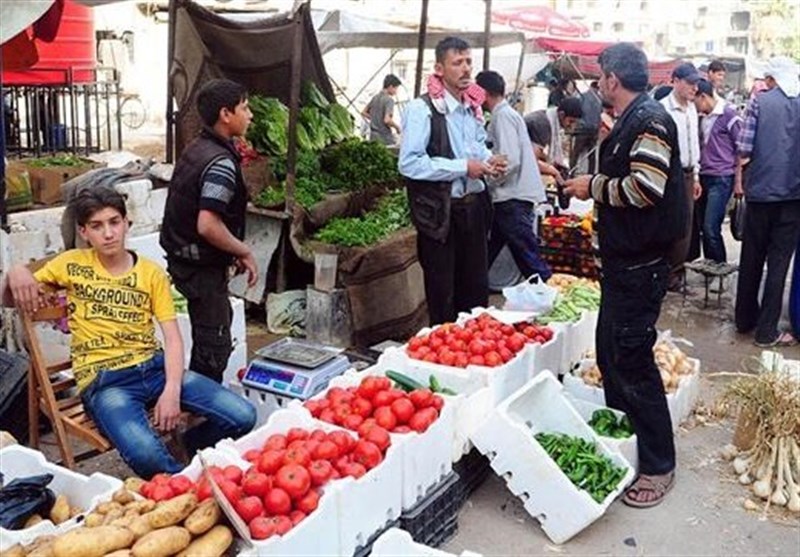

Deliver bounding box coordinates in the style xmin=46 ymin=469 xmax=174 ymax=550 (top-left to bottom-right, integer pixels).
xmin=771 ymin=437 xmax=788 ymax=506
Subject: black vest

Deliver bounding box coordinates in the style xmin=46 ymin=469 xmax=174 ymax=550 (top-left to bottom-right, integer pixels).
xmin=160 ymin=129 xmax=248 ymax=267
xmin=596 ymin=93 xmax=687 ymax=268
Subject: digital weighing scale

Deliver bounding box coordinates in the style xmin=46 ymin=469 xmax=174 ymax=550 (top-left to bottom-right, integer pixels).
xmin=241 ymin=338 xmax=350 ymax=400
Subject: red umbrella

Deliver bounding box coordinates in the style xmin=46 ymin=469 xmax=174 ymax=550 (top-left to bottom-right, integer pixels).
xmin=493 ymin=6 xmax=589 ymax=38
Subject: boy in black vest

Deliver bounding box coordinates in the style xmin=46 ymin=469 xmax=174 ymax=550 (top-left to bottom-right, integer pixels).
xmin=160 ymin=79 xmax=258 ymax=382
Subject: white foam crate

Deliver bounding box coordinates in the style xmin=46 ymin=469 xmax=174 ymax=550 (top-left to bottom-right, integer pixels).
xmin=370 ymin=528 xmax=483 ymax=557
xmin=226 ymin=380 xmax=282 ymax=427
xmin=218 ymin=409 xmax=403 ymax=557
xmin=565 ymin=395 xmax=639 ymax=473
xmin=182 ymin=437 xmax=342 ymax=557
xmin=563 ymin=358 xmax=701 ymax=431
xmin=529 ymin=329 xmax=566 ymax=378
xmin=291 ymin=369 xmax=454 ymax=511
xmin=469 ymin=371 xmax=635 ymax=544
xmin=0 ymin=445 xmax=122 ymax=551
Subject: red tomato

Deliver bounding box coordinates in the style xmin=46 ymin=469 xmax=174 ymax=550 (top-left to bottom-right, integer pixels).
xmin=150 ymin=483 xmax=175 ymax=502
xmin=506 ymin=333 xmax=526 ymax=353
xmin=522 ymin=325 xmax=537 ymax=339
xmin=195 ymin=479 xmax=213 ymax=502
xmin=286 ymin=428 xmax=309 ymax=443
xmin=468 ymin=340 xmax=487 ymax=356
xmin=498 ymin=347 xmax=514 ymax=363
xmin=357 ymin=418 xmax=378 ymax=438
xmin=438 ymin=351 xmax=456 ymax=367
xmin=303 ymin=439 xmax=320 ymax=456
xmin=312 ymin=440 xmax=339 ymax=461
xmin=139 ymin=481 xmax=154 ymax=499
xmin=484 ymin=351 xmax=502 ymax=367
xmin=343 ymin=413 xmax=364 ymax=430
xmin=416 ymin=346 xmax=431 ymax=357
xmin=372 ymin=390 xmax=393 ymax=408
xmin=319 ymin=409 xmax=336 ymax=424
xmin=468 ymin=355 xmax=486 ymax=366
xmin=454 ymin=353 xmax=470 ymax=368
xmin=264 ymin=434 xmax=288 ymax=451
xmin=219 ymin=480 xmax=242 ymax=504
xmin=534 ymin=335 xmax=545 ymax=344
xmin=351 ymin=397 xmax=373 ymax=418
xmin=235 ymin=495 xmax=264 ymax=523
xmin=363 ymin=425 xmax=391 ymax=452
xmin=352 ymin=440 xmax=383 ymax=469
xmin=282 ymin=447 xmax=311 ymax=468
xmin=387 ymin=389 xmax=406 ymax=402
xmin=373 ymin=406 xmax=398 ymax=430
xmin=500 ymin=324 xmax=515 ymax=336
xmin=393 ymin=425 xmax=412 ymax=433
xmin=327 ymin=431 xmax=354 ymax=454
xmin=267 ymin=515 xmax=293 ymax=536
xmin=430 ymin=395 xmax=444 ymax=412
xmin=295 ymin=489 xmax=321 ymax=514
xmin=541 ymin=327 xmax=553 ymax=341
xmin=391 ymin=398 xmax=415 ymax=424
xmin=289 ymin=510 xmax=306 ymax=525
xmin=303 ymin=400 xmax=321 ymax=417
xmin=263 ymin=487 xmax=292 ymax=515
xmin=408 ymin=389 xmax=434 ymax=409
xmin=326 ymin=386 xmax=349 ymax=404
xmin=168 ymin=475 xmax=193 ymax=495
xmin=243 ymin=449 xmax=262 ymax=463
xmin=430 ymin=337 xmax=444 ymax=350
xmin=407 ymin=337 xmax=424 ymax=351
xmin=332 ymin=404 xmax=352 ymax=425
xmin=334 ymin=455 xmax=351 ymax=474
xmin=310 ymin=429 xmax=327 ymax=442
xmin=151 ymin=473 xmax=171 ymax=485
xmin=342 ymin=462 xmax=367 ymax=479
xmin=258 ymin=450 xmax=285 ymax=475
xmin=373 ymin=377 xmax=391 ymax=391
xmin=242 ymin=472 xmax=272 ymax=498
xmin=308 ymin=460 xmax=333 ymax=486
xmin=408 ymin=411 xmax=435 ymax=433
xmin=223 ymin=465 xmax=243 ymax=485
xmin=249 ymin=516 xmax=276 ymax=540
xmin=422 ymin=353 xmax=439 ymax=364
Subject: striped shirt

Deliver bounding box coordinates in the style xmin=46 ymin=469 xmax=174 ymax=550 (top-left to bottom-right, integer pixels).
xmin=198 ymin=157 xmax=237 ymax=214
xmin=736 ymin=94 xmax=759 ymax=158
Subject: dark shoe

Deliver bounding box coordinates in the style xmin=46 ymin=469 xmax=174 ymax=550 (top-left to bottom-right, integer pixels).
xmin=754 ymin=332 xmax=798 ymax=348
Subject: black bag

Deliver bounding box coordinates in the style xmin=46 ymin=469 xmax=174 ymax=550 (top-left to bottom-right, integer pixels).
xmin=0 ymin=474 xmax=56 ymax=530
xmin=729 ymin=195 xmax=746 ymax=241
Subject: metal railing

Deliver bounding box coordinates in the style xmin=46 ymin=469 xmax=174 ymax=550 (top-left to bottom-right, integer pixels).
xmin=4 ymin=66 xmax=123 ymax=157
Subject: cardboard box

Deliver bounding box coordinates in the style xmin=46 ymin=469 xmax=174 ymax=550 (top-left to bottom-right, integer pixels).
xmin=22 ymin=157 xmax=104 ymax=205
xmin=4 ymin=161 xmax=33 ymax=211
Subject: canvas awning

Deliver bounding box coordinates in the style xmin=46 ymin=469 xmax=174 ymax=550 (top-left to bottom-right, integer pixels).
xmin=493 ymin=6 xmax=589 ymax=38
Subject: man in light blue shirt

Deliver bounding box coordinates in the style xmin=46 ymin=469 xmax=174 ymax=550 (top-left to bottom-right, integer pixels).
xmin=399 ymin=36 xmax=505 ymax=325
xmin=476 ymin=70 xmax=551 ymax=282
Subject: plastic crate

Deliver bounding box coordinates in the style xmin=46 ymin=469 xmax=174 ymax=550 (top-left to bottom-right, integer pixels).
xmin=399 ymin=472 xmax=464 ymax=549
xmin=564 ymin=395 xmax=639 ymax=473
xmin=453 ymin=448 xmax=492 ymax=496
xmin=0 ymin=445 xmax=122 ymax=551
xmin=352 ymin=519 xmax=400 ymax=557
xmin=371 ymin=527 xmax=483 ymax=557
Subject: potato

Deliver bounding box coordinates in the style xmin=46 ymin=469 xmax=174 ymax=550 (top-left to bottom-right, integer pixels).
xmin=83 ymin=513 xmax=105 ymax=528
xmin=50 ymin=495 xmax=70 ymax=526
xmin=124 ymin=500 xmax=155 ymax=515
xmin=112 ymin=489 xmax=135 ymax=505
xmin=104 ymin=552 xmax=132 ymax=557
xmin=24 ymin=513 xmax=44 ymax=528
xmin=110 ymin=515 xmax=136 ymax=529
xmin=102 ymin=509 xmax=124 ymax=525
xmin=52 ymin=526 xmax=134 ymax=557
xmin=131 ymin=527 xmax=191 ymax=557
xmin=123 ymin=478 xmax=145 ymax=494
xmin=0 ymin=544 xmax=26 ymax=557
xmin=27 ymin=542 xmax=54 ymax=557
xmin=69 ymin=507 xmax=82 ymax=519
xmin=145 ymin=494 xmax=197 ymax=529
xmin=175 ymin=525 xmax=232 ymax=557
xmin=183 ymin=499 xmax=220 ymax=535
xmin=96 ymin=501 xmax=123 ymax=514
xmin=126 ymin=516 xmax=153 ymax=541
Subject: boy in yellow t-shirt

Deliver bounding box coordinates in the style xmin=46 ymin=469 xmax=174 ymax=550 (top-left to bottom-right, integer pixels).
xmin=2 ymin=187 xmax=255 ymax=478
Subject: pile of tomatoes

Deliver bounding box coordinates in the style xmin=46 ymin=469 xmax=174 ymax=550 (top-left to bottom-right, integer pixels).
xmin=303 ymin=376 xmax=443 ymax=434
xmin=405 ymin=313 xmax=554 ymax=368
xmin=141 ymin=425 xmax=391 ymax=541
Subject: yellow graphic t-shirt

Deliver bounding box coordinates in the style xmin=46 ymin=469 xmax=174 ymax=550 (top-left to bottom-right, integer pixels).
xmin=34 ymin=249 xmax=177 ymax=391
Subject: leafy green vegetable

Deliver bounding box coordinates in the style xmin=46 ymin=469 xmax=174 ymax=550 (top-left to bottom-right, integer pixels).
xmin=321 ymin=139 xmax=400 ymax=191
xmin=302 ymin=81 xmax=330 ymax=109
xmin=26 ymin=154 xmax=86 ymax=167
xmin=247 ymin=96 xmax=290 ymax=155
xmin=314 ymin=189 xmax=411 ymax=247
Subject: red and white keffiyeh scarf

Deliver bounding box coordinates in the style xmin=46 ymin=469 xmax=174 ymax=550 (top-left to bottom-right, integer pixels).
xmin=426 ymin=74 xmax=486 ymax=121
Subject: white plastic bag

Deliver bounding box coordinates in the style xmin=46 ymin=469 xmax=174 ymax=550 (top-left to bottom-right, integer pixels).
xmin=502 ymin=274 xmax=558 ymax=313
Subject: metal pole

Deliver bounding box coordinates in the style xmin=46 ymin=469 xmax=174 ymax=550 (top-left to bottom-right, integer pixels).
xmin=483 ymin=0 xmax=493 ymax=70
xmin=1 ymin=51 xmax=7 ymax=231
xmin=413 ymin=0 xmax=430 ymax=98
xmin=165 ymin=0 xmax=177 ymax=162
xmin=285 ymin=8 xmax=305 ymax=215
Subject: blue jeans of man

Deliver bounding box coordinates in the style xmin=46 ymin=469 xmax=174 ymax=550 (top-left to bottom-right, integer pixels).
xmin=698 ymin=174 xmax=734 ymax=263
xmin=81 ymin=353 xmax=256 ymax=478
xmin=487 ymin=200 xmax=552 ymax=282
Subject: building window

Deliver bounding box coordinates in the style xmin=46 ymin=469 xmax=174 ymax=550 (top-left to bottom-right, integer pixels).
xmin=640 ymin=1 xmax=648 ymax=9
xmin=612 ymin=22 xmax=624 ymax=33
xmin=731 ymin=11 xmax=750 ymax=31
xmin=698 ymin=7 xmax=708 ymax=17
xmin=594 ymin=22 xmax=603 ymax=32
xmin=676 ymin=22 xmax=689 ymax=34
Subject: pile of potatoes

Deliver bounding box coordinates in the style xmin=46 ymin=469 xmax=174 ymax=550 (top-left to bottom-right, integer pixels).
xmin=579 ymin=341 xmax=695 ymax=393
xmin=1 ymin=486 xmax=233 ymax=557
xmin=547 ymin=273 xmax=599 ymax=294
xmin=21 ymin=495 xmax=81 ymax=529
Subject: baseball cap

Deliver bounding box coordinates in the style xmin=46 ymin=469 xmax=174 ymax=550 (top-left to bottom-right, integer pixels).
xmin=696 ymin=79 xmax=714 ymax=97
xmin=672 ymin=62 xmax=701 ymax=84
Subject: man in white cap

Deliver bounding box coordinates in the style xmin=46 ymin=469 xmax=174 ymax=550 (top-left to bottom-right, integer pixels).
xmin=735 ymin=56 xmax=800 ymax=347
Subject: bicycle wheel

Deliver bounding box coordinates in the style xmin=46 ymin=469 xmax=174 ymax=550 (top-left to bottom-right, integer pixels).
xmin=120 ymin=96 xmax=146 ymax=130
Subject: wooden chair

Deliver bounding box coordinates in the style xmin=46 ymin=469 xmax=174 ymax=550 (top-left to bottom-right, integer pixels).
xmin=21 ymin=302 xmax=112 ymax=469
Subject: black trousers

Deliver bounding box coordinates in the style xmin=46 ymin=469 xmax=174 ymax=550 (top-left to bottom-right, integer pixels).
xmin=417 ymin=194 xmax=489 ymax=325
xmin=596 ymin=260 xmax=675 ymax=475
xmin=167 ymin=259 xmax=233 ymax=383
xmin=735 ymin=200 xmax=800 ymax=343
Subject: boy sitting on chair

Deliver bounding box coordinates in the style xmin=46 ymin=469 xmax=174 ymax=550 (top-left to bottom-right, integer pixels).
xmin=2 ymin=186 xmax=256 ymax=478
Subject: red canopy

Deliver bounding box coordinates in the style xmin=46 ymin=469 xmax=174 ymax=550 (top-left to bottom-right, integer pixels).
xmin=493 ymin=6 xmax=589 ymax=38
xmin=533 ymin=37 xmax=613 ymax=57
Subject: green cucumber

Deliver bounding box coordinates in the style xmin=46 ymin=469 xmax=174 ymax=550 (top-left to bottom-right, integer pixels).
xmin=385 ymin=370 xmax=425 ymax=392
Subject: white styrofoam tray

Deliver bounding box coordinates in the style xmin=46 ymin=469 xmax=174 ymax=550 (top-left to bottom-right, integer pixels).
xmin=289 ymin=369 xmax=454 ymax=511
xmin=544 ymin=308 xmax=597 ymax=376
xmin=181 ymin=439 xmax=342 ymax=557
xmin=370 ymin=527 xmax=483 ymax=557
xmin=0 ymin=445 xmax=122 ymax=551
xmin=225 ymin=380 xmax=282 ymax=427
xmin=563 ymin=358 xmax=701 ymax=431
xmin=217 ymin=408 xmax=403 ymax=557
xmin=564 ymin=395 xmax=639 ymax=473
xmin=469 ymin=371 xmax=635 ymax=545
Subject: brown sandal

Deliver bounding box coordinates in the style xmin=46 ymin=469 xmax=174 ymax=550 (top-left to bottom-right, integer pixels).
xmin=622 ymin=471 xmax=675 ymax=508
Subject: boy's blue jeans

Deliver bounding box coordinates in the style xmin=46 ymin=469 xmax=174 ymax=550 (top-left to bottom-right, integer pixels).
xmin=81 ymin=352 xmax=256 ymax=478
